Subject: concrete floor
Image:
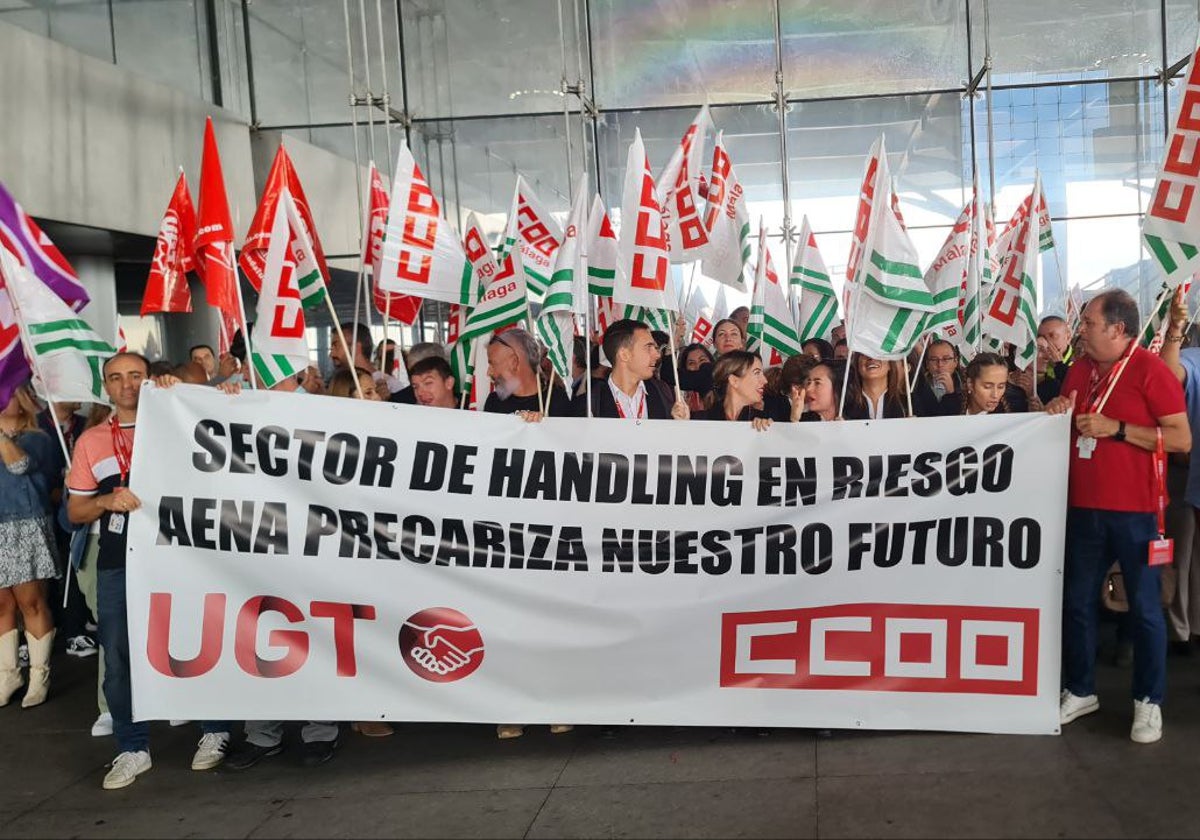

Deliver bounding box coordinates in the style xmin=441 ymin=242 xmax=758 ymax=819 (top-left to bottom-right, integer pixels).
xmin=2 ymin=638 xmax=1198 ymax=839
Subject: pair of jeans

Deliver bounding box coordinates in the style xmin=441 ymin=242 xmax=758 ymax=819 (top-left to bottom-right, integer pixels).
xmin=96 ymin=568 xmax=230 ymax=753
xmin=1063 ymin=508 xmax=1167 ymax=705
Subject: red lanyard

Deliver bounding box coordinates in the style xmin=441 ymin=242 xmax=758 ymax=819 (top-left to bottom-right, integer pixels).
xmin=614 ymin=388 xmax=646 ymax=420
xmin=1155 ymin=428 xmax=1167 ymax=538
xmin=109 ymin=415 xmax=133 ymax=487
xmin=1086 ymin=341 xmax=1136 ymax=414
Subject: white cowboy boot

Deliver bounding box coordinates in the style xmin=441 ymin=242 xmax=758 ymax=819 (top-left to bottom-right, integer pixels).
xmin=0 ymin=629 xmax=24 ymax=706
xmin=21 ymin=629 xmax=55 ymax=708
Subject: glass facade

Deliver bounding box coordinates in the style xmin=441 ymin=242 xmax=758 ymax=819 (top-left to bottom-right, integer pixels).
xmin=4 ymin=0 xmax=1199 ymax=319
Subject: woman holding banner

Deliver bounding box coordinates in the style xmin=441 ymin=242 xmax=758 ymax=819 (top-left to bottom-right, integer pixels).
xmin=700 ymin=351 xmax=773 ymax=430
xmin=0 ymin=385 xmax=60 ymax=708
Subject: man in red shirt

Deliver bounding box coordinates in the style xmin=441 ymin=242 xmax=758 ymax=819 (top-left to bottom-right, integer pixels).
xmin=1046 ymin=290 xmax=1190 ymax=743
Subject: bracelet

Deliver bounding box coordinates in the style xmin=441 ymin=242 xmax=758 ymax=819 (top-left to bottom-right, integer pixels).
xmin=1166 ymin=333 xmax=1185 ymax=342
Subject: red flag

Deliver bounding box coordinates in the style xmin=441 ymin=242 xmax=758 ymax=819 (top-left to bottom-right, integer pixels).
xmin=365 ymin=162 xmax=422 ymax=325
xmin=141 ymin=172 xmax=197 ymax=316
xmin=240 ymin=144 xmax=330 ymax=292
xmin=194 ymin=117 xmax=238 ymax=318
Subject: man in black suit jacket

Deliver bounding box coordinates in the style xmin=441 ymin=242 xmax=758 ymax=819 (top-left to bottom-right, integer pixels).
xmin=575 ymin=319 xmax=690 ymax=420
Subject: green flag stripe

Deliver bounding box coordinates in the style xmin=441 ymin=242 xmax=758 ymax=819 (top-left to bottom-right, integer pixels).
xmin=27 ymin=318 xmax=94 ymax=336
xmin=588 ymin=281 xmax=615 ymax=296
xmin=587 ymin=267 xmax=615 ymax=279
xmin=462 ymin=298 xmax=528 ymax=342
xmin=458 ymin=260 xmax=474 ymax=304
xmin=862 ymin=271 xmax=934 ymax=307
xmin=33 ymin=338 xmax=115 ymax=355
xmin=790 ymin=266 xmax=831 ymax=284
xmin=881 ymin=308 xmax=923 ymax=354
xmin=251 ymin=353 xmax=278 ymax=388
xmin=798 ymin=279 xmax=836 ymax=296
xmin=870 ymin=249 xmax=924 ymax=280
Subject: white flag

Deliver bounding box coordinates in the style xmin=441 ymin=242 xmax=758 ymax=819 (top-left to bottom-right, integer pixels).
xmin=615 ymin=129 xmax=677 ymax=313
xmin=986 ymin=178 xmax=1041 ymax=368
xmin=700 ymin=131 xmax=750 ymax=291
xmin=1 ymin=247 xmax=114 ymax=403
xmin=922 ymin=201 xmax=972 ymax=346
xmin=748 ymin=222 xmax=803 ymax=361
xmin=847 ymin=137 xmax=936 ymax=360
xmin=250 ymin=191 xmax=310 ymax=389
xmin=586 ymin=195 xmax=619 ymax=298
xmin=791 ymin=215 xmax=840 ymax=342
xmin=502 ymin=178 xmax=563 ymax=300
xmin=379 ymin=143 xmax=474 ymax=306
xmin=537 ymin=175 xmax=587 ymax=380
xmin=657 ymin=105 xmax=711 ymax=263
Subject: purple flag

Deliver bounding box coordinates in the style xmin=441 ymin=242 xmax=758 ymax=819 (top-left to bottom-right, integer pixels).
xmin=0 ymin=285 xmax=30 ymax=410
xmin=0 ymin=181 xmax=89 ymax=312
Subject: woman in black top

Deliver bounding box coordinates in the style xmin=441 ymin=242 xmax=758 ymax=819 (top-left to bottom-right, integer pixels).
xmin=842 ymin=354 xmax=910 ymax=420
xmin=699 ymin=350 xmax=773 ymax=430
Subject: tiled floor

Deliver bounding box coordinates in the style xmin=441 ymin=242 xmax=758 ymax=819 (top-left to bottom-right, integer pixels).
xmin=2 ymin=638 xmax=1197 ymax=839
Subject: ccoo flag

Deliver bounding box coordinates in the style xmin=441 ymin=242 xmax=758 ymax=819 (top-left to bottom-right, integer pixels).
xmin=615 ymin=129 xmax=677 ymax=313
xmin=747 ymin=221 xmax=803 ymax=361
xmin=379 ymin=143 xmax=474 ymax=306
xmin=986 ymin=178 xmax=1041 ymax=368
xmin=249 ymin=191 xmax=310 ymax=388
xmin=700 ymin=131 xmax=750 ymax=291
xmin=657 ymin=105 xmax=712 ymax=263
xmin=363 ymin=163 xmax=422 ymax=326
xmin=922 ymin=200 xmax=972 ymax=345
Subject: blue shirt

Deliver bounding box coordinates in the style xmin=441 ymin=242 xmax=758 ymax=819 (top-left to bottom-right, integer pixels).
xmin=1178 ymin=348 xmax=1200 ymax=507
xmin=0 ymin=430 xmax=57 ymax=523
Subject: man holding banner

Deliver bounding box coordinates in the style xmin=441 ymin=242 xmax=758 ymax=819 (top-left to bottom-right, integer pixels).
xmin=1046 ymin=290 xmax=1189 ymax=744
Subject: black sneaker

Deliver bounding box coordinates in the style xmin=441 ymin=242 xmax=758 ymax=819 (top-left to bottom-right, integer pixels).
xmin=223 ymin=741 xmax=283 ymax=771
xmin=300 ymin=738 xmax=338 ymax=767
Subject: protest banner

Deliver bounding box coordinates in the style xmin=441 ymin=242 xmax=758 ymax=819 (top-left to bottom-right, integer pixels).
xmin=127 ymin=385 xmax=1068 ymax=735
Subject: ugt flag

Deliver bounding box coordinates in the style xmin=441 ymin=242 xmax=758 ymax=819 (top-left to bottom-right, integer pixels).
xmin=142 ymin=170 xmax=197 ymax=316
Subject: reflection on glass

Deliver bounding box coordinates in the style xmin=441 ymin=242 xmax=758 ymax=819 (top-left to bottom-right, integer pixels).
xmin=781 ymin=0 xmax=969 ymax=98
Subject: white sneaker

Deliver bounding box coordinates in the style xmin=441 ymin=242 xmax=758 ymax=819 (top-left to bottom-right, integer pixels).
xmin=91 ymin=712 xmax=113 ymax=737
xmin=191 ymin=732 xmax=230 ymax=770
xmin=102 ymin=751 xmax=151 ymax=790
xmin=66 ymin=636 xmax=98 ymax=658
xmin=169 ymin=719 xmax=190 ymax=727
xmin=1059 ymin=690 xmax=1099 ymax=725
xmin=1131 ymin=698 xmax=1163 ymax=744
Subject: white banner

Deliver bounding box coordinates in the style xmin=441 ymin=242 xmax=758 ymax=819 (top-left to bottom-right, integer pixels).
xmin=127 ymin=385 xmax=1069 ymax=735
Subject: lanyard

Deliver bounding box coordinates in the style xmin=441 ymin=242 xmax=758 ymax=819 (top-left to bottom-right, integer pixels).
xmin=1155 ymin=428 xmax=1167 ymax=538
xmin=109 ymin=415 xmax=133 ymax=487
xmin=614 ymin=388 xmax=646 ymax=420
xmin=1086 ymin=340 xmax=1136 ymax=415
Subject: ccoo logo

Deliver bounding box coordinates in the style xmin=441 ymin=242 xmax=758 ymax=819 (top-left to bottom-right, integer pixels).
xmin=398 ymin=607 xmax=485 ymax=683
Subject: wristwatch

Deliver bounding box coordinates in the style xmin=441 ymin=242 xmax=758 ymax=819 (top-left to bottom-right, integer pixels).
xmin=1113 ymin=421 xmax=1126 ymax=443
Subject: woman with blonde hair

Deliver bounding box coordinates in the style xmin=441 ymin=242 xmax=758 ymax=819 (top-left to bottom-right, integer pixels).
xmin=700 ymin=350 xmax=773 ymax=430
xmin=0 ymin=385 xmax=61 ymax=707
xmin=327 ymin=368 xmax=380 ymax=401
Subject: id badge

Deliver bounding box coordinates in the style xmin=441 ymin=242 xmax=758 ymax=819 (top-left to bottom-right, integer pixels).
xmin=107 ymin=513 xmax=126 ymax=535
xmin=1076 ymin=436 xmax=1097 ymax=460
xmin=1149 ymin=537 xmax=1174 ymax=567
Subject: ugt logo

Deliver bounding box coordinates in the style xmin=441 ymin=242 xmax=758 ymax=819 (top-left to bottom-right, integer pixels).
xmin=398 ymin=607 xmax=485 ymax=683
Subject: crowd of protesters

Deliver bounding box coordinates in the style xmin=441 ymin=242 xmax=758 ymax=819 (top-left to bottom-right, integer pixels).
xmin=2 ymin=287 xmax=1198 ymax=789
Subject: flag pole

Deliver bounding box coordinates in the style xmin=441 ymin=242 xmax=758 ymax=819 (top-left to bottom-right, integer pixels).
xmin=232 ymin=268 xmax=258 ymax=391
xmin=667 ymin=310 xmax=683 ymax=405
xmin=838 ymin=350 xmax=853 ymax=420
xmin=910 ymin=339 xmax=929 ymax=389
xmin=902 ymin=358 xmax=915 ymax=417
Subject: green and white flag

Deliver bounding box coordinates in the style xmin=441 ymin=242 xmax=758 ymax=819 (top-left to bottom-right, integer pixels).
xmin=922 ymin=200 xmax=972 ymax=345
xmin=985 ymin=178 xmax=1041 ymax=368
xmin=536 ymin=176 xmax=587 ymax=380
xmin=1143 ymin=41 xmax=1200 ymax=288
xmin=791 ymin=215 xmax=840 ymax=342
xmin=748 ymin=220 xmax=803 ymax=361
xmin=249 ymin=191 xmax=310 ymax=388
xmin=1 ymin=246 xmax=114 ymax=403
xmin=502 ymin=178 xmax=562 ymax=301
xmin=621 ymin=305 xmax=672 ymax=333
xmin=586 ymin=195 xmax=618 ymax=297
xmin=846 ymin=136 xmax=936 ymax=360
xmin=1140 ymin=280 xmax=1176 ymax=348
xmin=996 ymin=177 xmax=1054 ymax=258
xmin=460 ymin=215 xmax=528 ymax=344
xmin=959 ymin=177 xmax=991 ymax=351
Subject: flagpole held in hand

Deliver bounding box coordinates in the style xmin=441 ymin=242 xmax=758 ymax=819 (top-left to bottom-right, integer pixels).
xmin=903 ymin=358 xmax=914 ymax=417
xmin=667 ymin=310 xmax=684 ymax=406
xmin=910 ymin=339 xmax=929 ymax=389
xmin=838 ymin=350 xmax=853 ymax=420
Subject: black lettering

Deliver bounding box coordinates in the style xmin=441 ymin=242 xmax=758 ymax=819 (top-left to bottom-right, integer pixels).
xmin=156 ymin=496 xmax=190 ymax=546
xmin=674 ymin=455 xmax=708 ymax=505
xmin=339 ymin=509 xmax=372 ymax=558
xmin=400 ymin=515 xmax=436 ymax=563
xmin=800 ymin=523 xmax=832 ymax=574
xmin=436 ymin=518 xmax=471 ymax=566
xmin=637 ymin=529 xmax=669 ymax=574
xmin=883 ymin=454 xmax=912 ymax=497
xmin=785 ymin=457 xmax=817 ymax=507
xmin=848 ymin=522 xmax=872 ymax=571
xmin=488 ymin=448 xmax=524 ymax=498
xmin=833 ymin=457 xmax=864 ymax=500
xmin=472 ymin=520 xmax=507 ymax=567
xmin=294 ymin=429 xmax=325 ymax=481
xmin=525 ymin=524 xmax=553 ymax=570
xmin=601 ymin=528 xmax=634 ymax=572
xmin=757 ymin=457 xmax=782 ymax=506
xmin=1010 ymin=518 xmax=1040 ymax=569
xmin=374 ymin=512 xmax=399 ymax=560
xmin=254 ymin=502 xmax=289 ymax=554
xmin=764 ymin=524 xmax=797 ymax=574
xmin=560 ymin=452 xmax=593 ymax=502
xmin=946 ymin=447 xmax=979 ymax=495
xmin=910 ymin=452 xmax=943 ymax=497
xmin=673 ymin=531 xmax=699 ymax=574
xmin=555 ymin=526 xmax=588 ymax=571
xmin=936 ymin=517 xmax=969 ymax=566
xmin=323 ymin=433 xmax=360 ymax=485
xmin=255 ymin=426 xmax=288 ymax=478
xmin=361 ymin=436 xmax=399 ymax=488
xmin=304 ymin=505 xmax=338 ymax=555
xmin=192 ymin=421 xmax=226 ymax=472
xmin=191 ymin=498 xmax=217 ymax=550
xmin=712 ymin=456 xmax=743 ymax=506
xmin=217 ymin=499 xmax=254 ymax=552
xmin=523 ymin=451 xmax=558 ymax=500
xmin=596 ymin=454 xmax=629 ymax=503
xmin=700 ymin=530 xmax=732 ymax=574
xmin=981 ymin=444 xmax=1014 ymax=492
xmin=228 ymin=423 xmax=255 ymax=474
